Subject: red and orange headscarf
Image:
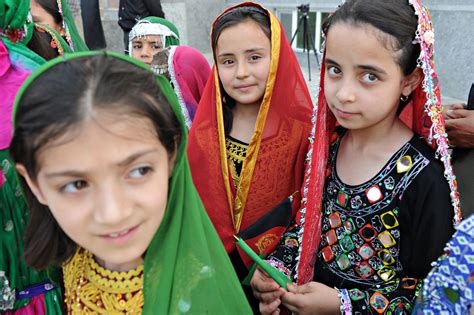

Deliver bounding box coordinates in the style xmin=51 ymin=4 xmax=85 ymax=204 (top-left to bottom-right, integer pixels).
xmin=187 ymin=2 xmax=314 ymax=264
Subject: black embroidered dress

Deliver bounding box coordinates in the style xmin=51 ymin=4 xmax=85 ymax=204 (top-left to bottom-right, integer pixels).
xmin=312 ymin=135 xmax=455 ymax=314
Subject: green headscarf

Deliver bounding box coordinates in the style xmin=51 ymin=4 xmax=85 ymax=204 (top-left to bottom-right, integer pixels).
xmin=128 ymin=16 xmax=180 ymax=56
xmin=34 ymin=22 xmax=73 ymax=56
xmin=0 ymin=0 xmax=45 ymax=66
xmin=57 ymin=0 xmax=88 ymax=51
xmin=13 ymin=51 xmax=252 ymax=314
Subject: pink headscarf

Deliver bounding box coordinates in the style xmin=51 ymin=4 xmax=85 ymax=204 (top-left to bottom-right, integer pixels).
xmin=168 ymin=45 xmax=211 ymax=128
xmin=0 ymin=41 xmax=30 ymax=150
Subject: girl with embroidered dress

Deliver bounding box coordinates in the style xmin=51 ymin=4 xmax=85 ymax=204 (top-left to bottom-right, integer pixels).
xmin=250 ymin=0 xmax=461 ymax=314
xmin=187 ymin=2 xmax=314 ymax=310
xmin=9 ymin=51 xmax=252 ymax=314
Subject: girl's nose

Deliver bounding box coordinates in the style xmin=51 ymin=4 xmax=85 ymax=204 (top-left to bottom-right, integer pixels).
xmin=336 ymin=79 xmax=356 ymax=103
xmin=236 ymin=62 xmax=249 ymax=79
xmin=93 ymin=184 xmax=132 ymax=225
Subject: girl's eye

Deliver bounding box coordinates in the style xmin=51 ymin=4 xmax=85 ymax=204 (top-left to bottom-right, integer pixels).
xmin=61 ymin=180 xmax=88 ymax=193
xmin=133 ymin=44 xmax=142 ymax=49
xmin=152 ymin=44 xmax=163 ymax=50
xmin=327 ymin=66 xmax=341 ymax=76
xmin=249 ymin=55 xmax=261 ymax=61
xmin=362 ymin=73 xmax=378 ymax=83
xmin=222 ymin=59 xmax=234 ymax=65
xmin=129 ymin=166 xmax=153 ymax=179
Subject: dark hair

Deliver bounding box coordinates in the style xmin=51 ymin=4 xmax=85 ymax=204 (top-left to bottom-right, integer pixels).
xmin=323 ymin=0 xmax=420 ymax=76
xmin=36 ymin=0 xmax=63 ymax=26
xmin=211 ymin=6 xmax=271 ymax=135
xmin=27 ymin=27 xmax=61 ymax=61
xmin=9 ymin=55 xmax=181 ymax=269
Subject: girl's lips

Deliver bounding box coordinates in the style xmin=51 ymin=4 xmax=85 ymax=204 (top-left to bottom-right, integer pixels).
xmin=235 ymin=84 xmax=256 ymax=91
xmin=335 ymin=108 xmax=356 ymax=119
xmin=100 ymin=224 xmax=140 ymax=245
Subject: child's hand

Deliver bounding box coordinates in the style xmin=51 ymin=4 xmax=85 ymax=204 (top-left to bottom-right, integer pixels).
xmin=281 ymin=282 xmax=340 ymax=315
xmin=250 ymin=267 xmax=286 ymax=314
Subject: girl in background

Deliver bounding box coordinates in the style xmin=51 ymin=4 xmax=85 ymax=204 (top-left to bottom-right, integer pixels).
xmin=187 ymin=2 xmax=313 ymax=309
xmin=128 ymin=16 xmax=179 ymax=64
xmin=252 ymin=0 xmax=460 ymax=314
xmin=29 ymin=0 xmax=88 ymax=51
xmin=10 ymin=51 xmax=251 ymax=314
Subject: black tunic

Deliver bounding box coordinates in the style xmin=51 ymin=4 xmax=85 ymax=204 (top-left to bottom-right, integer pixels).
xmin=313 ymin=135 xmax=455 ymax=314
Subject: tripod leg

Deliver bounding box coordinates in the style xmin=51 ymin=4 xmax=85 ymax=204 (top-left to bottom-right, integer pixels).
xmin=307 ymin=26 xmax=320 ymax=68
xmin=290 ymin=16 xmax=305 ymax=46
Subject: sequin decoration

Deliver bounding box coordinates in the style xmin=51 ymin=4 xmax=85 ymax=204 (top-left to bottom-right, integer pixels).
xmin=349 ymin=288 xmax=366 ymax=301
xmin=370 ymin=292 xmax=389 ymax=313
xmin=381 ymin=211 xmax=399 ymax=229
xmin=396 ymin=155 xmax=413 ymax=173
xmin=356 ymin=262 xmax=374 ymax=278
xmin=329 ymin=212 xmax=342 ymax=228
xmin=358 ymin=244 xmax=375 ymax=260
xmin=337 ymin=190 xmax=348 ymax=207
xmin=336 ymin=254 xmax=351 ymax=270
xmin=366 ymin=185 xmax=383 ymax=204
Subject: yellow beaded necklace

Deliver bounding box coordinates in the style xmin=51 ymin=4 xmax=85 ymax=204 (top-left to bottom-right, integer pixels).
xmin=63 ymin=248 xmax=144 ymax=314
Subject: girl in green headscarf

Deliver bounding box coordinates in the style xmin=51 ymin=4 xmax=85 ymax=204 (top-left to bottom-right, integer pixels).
xmin=128 ymin=16 xmax=179 ymax=64
xmin=1 ymin=0 xmax=63 ymax=312
xmin=9 ymin=51 xmax=252 ymax=314
xmin=29 ymin=0 xmax=88 ymax=51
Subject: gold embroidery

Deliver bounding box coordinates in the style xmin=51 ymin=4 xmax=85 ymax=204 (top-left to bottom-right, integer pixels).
xmin=256 ymin=234 xmax=279 ymax=253
xmin=226 ymin=137 xmax=248 ymax=188
xmin=63 ymin=249 xmax=144 ymax=314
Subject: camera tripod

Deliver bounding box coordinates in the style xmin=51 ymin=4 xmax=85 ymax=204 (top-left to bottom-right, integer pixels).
xmin=290 ymin=4 xmax=320 ymax=81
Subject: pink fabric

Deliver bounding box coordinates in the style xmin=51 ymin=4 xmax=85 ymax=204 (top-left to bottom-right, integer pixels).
xmin=0 ymin=41 xmax=30 ymax=150
xmin=170 ymin=46 xmax=211 ymax=125
xmin=4 ymin=295 xmax=46 ymax=315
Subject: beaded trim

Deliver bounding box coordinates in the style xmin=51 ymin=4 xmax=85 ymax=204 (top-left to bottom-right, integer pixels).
xmin=56 ymin=0 xmax=74 ymax=50
xmin=168 ymin=46 xmax=193 ymax=129
xmin=408 ymin=0 xmax=461 ymax=223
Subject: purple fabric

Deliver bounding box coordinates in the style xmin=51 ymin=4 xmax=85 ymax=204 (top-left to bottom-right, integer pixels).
xmin=0 ymin=41 xmax=30 ymax=150
xmin=170 ymin=46 xmax=211 ymax=124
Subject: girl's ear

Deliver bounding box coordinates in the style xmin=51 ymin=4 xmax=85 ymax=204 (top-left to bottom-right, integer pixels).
xmin=401 ymin=68 xmax=422 ymax=97
xmin=15 ymin=164 xmax=48 ymax=205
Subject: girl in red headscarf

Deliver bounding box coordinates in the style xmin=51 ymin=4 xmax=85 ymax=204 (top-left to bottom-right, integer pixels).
xmin=187 ymin=2 xmax=314 ymax=309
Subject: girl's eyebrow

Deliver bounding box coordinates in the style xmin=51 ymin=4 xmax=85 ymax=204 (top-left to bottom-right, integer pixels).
xmin=325 ymin=58 xmax=339 ymax=66
xmin=357 ymin=64 xmax=387 ymax=75
xmin=325 ymin=58 xmax=387 ymax=75
xmin=44 ymin=149 xmax=159 ymax=178
xmin=218 ymin=47 xmax=266 ymax=58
